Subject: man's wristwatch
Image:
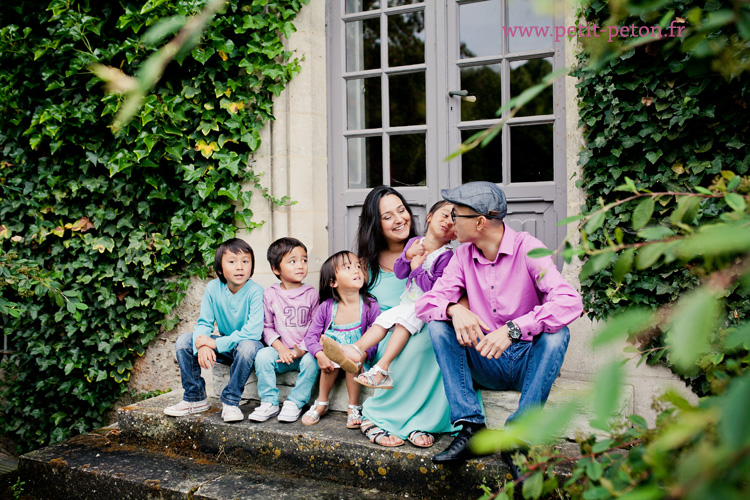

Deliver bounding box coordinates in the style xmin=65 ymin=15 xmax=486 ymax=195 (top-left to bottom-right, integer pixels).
xmin=506 ymin=321 xmax=522 ymax=342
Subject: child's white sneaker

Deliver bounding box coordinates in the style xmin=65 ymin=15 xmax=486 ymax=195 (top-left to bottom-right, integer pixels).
xmin=277 ymin=400 xmax=302 ymax=423
xmin=163 ymin=399 xmax=209 ymax=417
xmin=221 ymin=403 xmax=244 ymax=422
xmin=247 ymin=402 xmax=280 ymax=422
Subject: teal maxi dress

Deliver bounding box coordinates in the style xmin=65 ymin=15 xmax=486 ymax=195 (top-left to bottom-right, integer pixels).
xmin=361 ymin=270 xmax=460 ymax=439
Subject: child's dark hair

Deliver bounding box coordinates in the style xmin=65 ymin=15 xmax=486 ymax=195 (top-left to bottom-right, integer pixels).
xmin=267 ymin=237 xmax=307 ymax=280
xmin=318 ymin=251 xmax=371 ymax=303
xmin=424 ymin=199 xmax=452 ymax=234
xmin=214 ymin=238 xmax=255 ymax=283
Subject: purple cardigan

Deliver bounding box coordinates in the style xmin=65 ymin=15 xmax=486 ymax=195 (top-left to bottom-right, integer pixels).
xmin=303 ymin=297 xmax=380 ymax=361
xmin=393 ymin=236 xmax=454 ymax=293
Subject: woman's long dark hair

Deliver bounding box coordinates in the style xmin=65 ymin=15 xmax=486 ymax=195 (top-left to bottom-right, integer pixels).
xmin=355 ymin=186 xmax=417 ymax=288
xmin=318 ymin=251 xmax=372 ymax=304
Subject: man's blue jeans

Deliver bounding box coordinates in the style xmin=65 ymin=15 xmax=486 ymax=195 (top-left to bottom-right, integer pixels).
xmin=428 ymin=321 xmax=570 ymax=426
xmin=254 ymin=346 xmax=319 ymax=408
xmin=175 ymin=332 xmax=262 ymax=407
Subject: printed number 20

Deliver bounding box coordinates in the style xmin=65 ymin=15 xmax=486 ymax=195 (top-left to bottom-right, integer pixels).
xmin=283 ymin=306 xmax=310 ymax=328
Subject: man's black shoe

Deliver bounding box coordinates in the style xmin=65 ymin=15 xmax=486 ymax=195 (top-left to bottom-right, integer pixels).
xmin=500 ymin=449 xmax=527 ymax=482
xmin=432 ymin=423 xmax=486 ymax=464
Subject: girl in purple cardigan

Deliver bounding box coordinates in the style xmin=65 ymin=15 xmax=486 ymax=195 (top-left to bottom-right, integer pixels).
xmin=302 ymin=251 xmax=380 ymax=429
xmin=323 ymin=201 xmax=455 ymax=390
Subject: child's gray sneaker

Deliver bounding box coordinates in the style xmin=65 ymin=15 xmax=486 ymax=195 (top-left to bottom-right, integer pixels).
xmin=277 ymin=400 xmax=302 ymax=423
xmin=221 ymin=403 xmax=244 ymax=422
xmin=163 ymin=399 xmax=210 ymax=417
xmin=248 ymin=402 xmax=280 ymax=422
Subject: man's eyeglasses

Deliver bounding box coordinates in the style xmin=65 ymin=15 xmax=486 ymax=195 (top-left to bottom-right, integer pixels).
xmin=450 ymin=209 xmax=482 ymax=222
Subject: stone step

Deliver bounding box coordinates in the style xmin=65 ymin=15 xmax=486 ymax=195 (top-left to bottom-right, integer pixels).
xmin=17 ymin=429 xmax=408 ymax=500
xmin=213 ymin=365 xmax=635 ymax=438
xmin=115 ymin=392 xmax=580 ymax=499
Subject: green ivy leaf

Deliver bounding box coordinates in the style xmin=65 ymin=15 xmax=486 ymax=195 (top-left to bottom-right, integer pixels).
xmin=591 ymin=439 xmax=613 ymax=453
xmin=724 ymin=192 xmax=747 ymax=212
xmin=590 ymin=361 xmax=623 ymax=431
xmin=585 ymin=459 xmax=604 ymax=480
xmin=557 ymin=214 xmax=585 ymax=226
xmin=616 ymin=485 xmax=664 ymax=500
xmin=635 ymin=242 xmax=668 ymax=269
xmin=725 ymin=322 xmax=750 ymax=350
xmin=527 ymin=248 xmax=554 ymax=258
xmin=667 ymin=288 xmax=722 ymax=370
xmin=614 ymin=176 xmax=639 ymax=193
xmin=593 ymin=307 xmax=653 ymax=348
xmin=522 ymin=472 xmax=544 ymax=499
xmin=580 ymin=251 xmax=615 ymax=281
xmin=192 ymin=46 xmax=216 ymax=64
xmin=637 ymin=226 xmax=675 ymax=241
xmin=585 ymin=210 xmax=607 ymax=234
xmin=612 ymin=248 xmax=635 ymax=283
xmin=632 ymin=197 xmax=655 ymax=230
xmin=645 ymin=149 xmax=662 ymax=164
xmin=675 ymin=222 xmax=750 ymax=260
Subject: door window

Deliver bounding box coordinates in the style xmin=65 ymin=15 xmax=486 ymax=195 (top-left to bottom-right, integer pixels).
xmin=344 ymin=2 xmax=428 ymax=189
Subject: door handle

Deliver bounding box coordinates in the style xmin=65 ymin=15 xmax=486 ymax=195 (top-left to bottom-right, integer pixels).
xmin=448 ymin=90 xmax=476 ymax=102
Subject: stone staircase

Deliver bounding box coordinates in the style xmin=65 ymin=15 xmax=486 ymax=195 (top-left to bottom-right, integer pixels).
xmin=213 ymin=364 xmax=635 ymax=438
xmin=13 ymin=370 xmax=633 ymax=499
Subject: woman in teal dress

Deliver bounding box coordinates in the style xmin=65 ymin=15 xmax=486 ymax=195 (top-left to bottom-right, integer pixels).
xmin=355 ymin=186 xmax=459 ymax=447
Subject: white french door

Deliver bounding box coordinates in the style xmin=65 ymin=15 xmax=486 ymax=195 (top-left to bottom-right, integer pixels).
xmin=328 ymin=0 xmax=566 ymax=256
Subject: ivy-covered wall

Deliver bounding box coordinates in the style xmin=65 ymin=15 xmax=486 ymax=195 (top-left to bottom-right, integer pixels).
xmin=0 ymin=0 xmax=309 ymax=452
xmin=575 ymin=0 xmax=750 ymax=395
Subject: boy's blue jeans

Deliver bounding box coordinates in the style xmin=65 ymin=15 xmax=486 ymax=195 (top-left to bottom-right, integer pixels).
xmin=428 ymin=321 xmax=570 ymax=426
xmin=254 ymin=346 xmax=319 ymax=408
xmin=175 ymin=332 xmax=262 ymax=407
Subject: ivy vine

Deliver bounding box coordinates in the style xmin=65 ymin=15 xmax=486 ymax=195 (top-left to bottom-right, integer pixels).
xmin=0 ymin=0 xmax=308 ymax=452
xmin=575 ymin=0 xmax=750 ymax=396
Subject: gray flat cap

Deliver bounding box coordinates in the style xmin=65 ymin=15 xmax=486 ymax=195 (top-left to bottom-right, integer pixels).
xmin=441 ymin=181 xmax=507 ymax=220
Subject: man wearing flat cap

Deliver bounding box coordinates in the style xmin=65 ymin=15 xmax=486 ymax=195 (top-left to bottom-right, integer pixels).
xmin=415 ymin=181 xmax=583 ymax=467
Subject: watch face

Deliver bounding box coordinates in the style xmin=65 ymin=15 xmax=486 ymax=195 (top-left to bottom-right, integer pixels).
xmin=507 ymin=322 xmax=521 ymax=340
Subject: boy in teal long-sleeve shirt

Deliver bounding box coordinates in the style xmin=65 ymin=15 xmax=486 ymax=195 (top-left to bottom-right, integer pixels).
xmin=164 ymin=238 xmax=264 ymax=423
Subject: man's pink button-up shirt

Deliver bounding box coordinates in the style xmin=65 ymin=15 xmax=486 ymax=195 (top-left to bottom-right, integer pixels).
xmin=415 ymin=225 xmax=583 ymax=341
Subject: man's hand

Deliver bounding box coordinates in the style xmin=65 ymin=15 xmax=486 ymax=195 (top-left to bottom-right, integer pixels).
xmin=447 ymin=303 xmax=490 ymax=347
xmin=195 ymin=335 xmax=217 ymax=350
xmin=476 ymin=325 xmax=512 ymax=359
xmin=316 ymin=352 xmax=335 ymax=373
xmin=197 ymin=345 xmax=216 ymax=369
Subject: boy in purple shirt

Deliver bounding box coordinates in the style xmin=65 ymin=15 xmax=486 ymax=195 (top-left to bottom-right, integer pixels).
xmin=248 ymin=238 xmax=320 ymax=423
xmin=415 ymin=182 xmax=583 ymax=467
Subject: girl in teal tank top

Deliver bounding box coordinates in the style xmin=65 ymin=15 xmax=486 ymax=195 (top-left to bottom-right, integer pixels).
xmin=301 ymin=251 xmax=382 ymax=429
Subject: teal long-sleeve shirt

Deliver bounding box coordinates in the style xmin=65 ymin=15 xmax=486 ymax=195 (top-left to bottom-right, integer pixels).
xmin=191 ymin=278 xmax=264 ymax=354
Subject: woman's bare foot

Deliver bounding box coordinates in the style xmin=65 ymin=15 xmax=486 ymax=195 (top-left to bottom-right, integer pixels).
xmin=408 ymin=430 xmax=434 ymax=448
xmin=361 ymin=420 xmax=404 ymax=447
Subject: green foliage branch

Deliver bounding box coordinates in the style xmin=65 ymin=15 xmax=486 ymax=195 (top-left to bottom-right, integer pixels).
xmin=0 ymin=0 xmax=308 ymax=452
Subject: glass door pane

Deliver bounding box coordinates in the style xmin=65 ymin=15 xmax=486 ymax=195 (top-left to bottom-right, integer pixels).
xmin=459 ymin=0 xmax=502 ymax=58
